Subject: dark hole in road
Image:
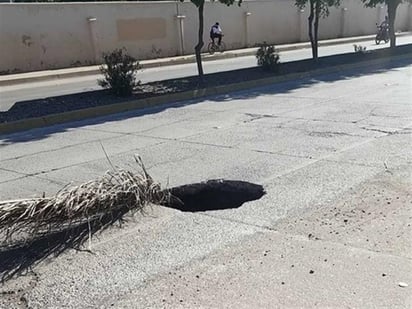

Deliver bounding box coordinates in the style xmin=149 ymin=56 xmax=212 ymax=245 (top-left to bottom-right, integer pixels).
xmin=162 ymin=180 xmax=265 ymax=212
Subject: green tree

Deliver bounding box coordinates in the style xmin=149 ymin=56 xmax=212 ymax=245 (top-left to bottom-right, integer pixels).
xmin=295 ymin=0 xmax=341 ymax=61
xmin=361 ymin=0 xmax=410 ymax=48
xmin=182 ymin=0 xmax=242 ymax=80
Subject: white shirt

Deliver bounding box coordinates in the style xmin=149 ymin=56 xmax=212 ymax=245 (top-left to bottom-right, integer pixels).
xmin=212 ymin=25 xmax=222 ymax=35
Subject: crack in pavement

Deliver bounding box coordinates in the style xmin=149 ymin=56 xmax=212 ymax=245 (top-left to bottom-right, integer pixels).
xmin=243 ymin=113 xmax=280 ymax=123
xmin=359 ymin=127 xmax=401 ymax=135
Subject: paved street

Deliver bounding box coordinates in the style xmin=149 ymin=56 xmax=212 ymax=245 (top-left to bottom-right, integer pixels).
xmin=1 ymin=34 xmax=412 ymax=112
xmin=0 ymin=53 xmax=411 ymax=307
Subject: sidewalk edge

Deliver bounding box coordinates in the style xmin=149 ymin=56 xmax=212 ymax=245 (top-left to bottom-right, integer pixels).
xmin=0 ymin=34 xmax=392 ymax=86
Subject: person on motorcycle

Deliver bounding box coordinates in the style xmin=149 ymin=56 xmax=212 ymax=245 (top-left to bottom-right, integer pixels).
xmin=380 ymin=16 xmax=389 ymax=32
xmin=376 ymin=15 xmax=389 ymax=44
xmin=210 ymin=22 xmax=223 ymax=46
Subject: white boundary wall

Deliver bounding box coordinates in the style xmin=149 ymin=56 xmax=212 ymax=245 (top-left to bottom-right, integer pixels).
xmin=0 ymin=0 xmax=411 ymax=73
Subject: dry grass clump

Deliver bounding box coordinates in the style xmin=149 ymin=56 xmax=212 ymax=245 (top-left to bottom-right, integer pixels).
xmin=0 ymin=155 xmax=169 ymax=245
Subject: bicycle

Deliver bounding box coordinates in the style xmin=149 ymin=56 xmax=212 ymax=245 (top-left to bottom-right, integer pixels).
xmin=207 ymin=38 xmax=226 ymax=55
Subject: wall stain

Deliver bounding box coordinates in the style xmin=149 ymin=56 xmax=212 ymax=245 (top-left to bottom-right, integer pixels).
xmin=151 ymin=45 xmax=162 ymax=57
xmin=21 ymin=35 xmax=33 ymax=47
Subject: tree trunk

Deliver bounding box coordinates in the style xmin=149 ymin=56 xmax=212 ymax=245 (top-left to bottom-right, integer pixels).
xmin=308 ymin=0 xmax=316 ymax=60
xmin=387 ymin=0 xmax=400 ymax=48
xmin=314 ymin=0 xmax=320 ymax=61
xmin=195 ymin=1 xmax=205 ymax=79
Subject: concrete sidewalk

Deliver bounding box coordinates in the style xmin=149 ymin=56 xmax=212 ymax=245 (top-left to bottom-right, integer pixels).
xmin=1 ymin=33 xmax=405 ymax=86
xmin=0 ymin=52 xmax=411 ymax=308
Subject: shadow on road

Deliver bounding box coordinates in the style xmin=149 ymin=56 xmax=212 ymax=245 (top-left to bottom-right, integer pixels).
xmin=1 ymin=49 xmax=411 ymax=145
xmin=207 ymin=55 xmax=412 ymax=103
xmin=0 ymin=206 xmax=130 ymax=282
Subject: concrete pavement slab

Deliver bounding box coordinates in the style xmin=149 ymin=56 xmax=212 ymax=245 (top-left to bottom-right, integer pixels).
xmin=182 ymin=120 xmax=375 ymax=160
xmin=329 ymin=131 xmax=412 ymax=168
xmin=274 ymin=166 xmax=412 ymax=258
xmin=113 ymin=167 xmax=412 ymax=309
xmin=122 ymin=230 xmax=411 ymax=309
xmin=357 ymin=116 xmax=412 ymax=131
xmin=208 ymin=160 xmax=381 ymax=229
xmin=272 ymin=76 xmax=373 ymax=101
xmin=349 ymin=100 xmax=411 ymax=121
xmin=78 ymin=106 xmax=217 ymax=135
xmin=0 ymin=134 xmax=165 ymax=177
xmin=362 ymin=86 xmax=412 ymax=106
xmin=177 ymin=91 xmax=324 ymax=113
xmin=279 ymin=99 xmax=396 ymax=124
xmin=0 ymin=127 xmax=125 ymax=161
xmin=280 ymin=118 xmax=386 ymax=138
xmin=1 ymin=207 xmax=262 ymax=309
xmin=134 ymin=115 xmax=246 ymax=140
xmin=36 ymin=165 xmax=114 ymax=190
xmin=48 ymin=139 xmax=310 ymax=188
xmin=0 ymin=54 xmax=411 ymax=309
xmin=0 ymin=174 xmax=63 ymax=201
xmin=0 ymin=169 xmax=24 ymax=184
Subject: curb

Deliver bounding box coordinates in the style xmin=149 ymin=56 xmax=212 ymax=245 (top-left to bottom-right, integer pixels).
xmin=1 ymin=52 xmax=411 ymax=136
xmin=0 ymin=34 xmax=397 ymax=87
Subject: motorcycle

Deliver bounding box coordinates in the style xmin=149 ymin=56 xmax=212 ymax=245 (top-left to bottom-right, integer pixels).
xmin=375 ymin=24 xmax=389 ymax=45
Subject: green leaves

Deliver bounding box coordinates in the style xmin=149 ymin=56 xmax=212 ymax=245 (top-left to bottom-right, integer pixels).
xmin=361 ymin=0 xmax=402 ymax=8
xmin=295 ymin=0 xmax=341 ymax=18
xmin=256 ymin=42 xmax=280 ymax=72
xmin=98 ymin=48 xmax=141 ymax=97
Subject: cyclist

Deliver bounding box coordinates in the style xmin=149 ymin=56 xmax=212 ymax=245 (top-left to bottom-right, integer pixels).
xmin=210 ymin=22 xmax=223 ymax=46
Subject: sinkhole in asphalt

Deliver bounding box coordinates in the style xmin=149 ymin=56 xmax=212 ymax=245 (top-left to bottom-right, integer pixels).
xmin=162 ymin=180 xmax=265 ymax=212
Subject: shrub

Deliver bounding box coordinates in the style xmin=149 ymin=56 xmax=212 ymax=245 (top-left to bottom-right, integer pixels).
xmin=98 ymin=48 xmax=141 ymax=96
xmin=256 ymin=42 xmax=280 ymax=72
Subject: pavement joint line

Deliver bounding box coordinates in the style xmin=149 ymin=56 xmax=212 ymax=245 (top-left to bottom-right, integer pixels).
xmin=180 ymin=139 xmax=238 ymax=150
xmin=248 ymin=148 xmax=319 ymax=159
xmin=360 ymin=126 xmax=404 ymax=135
xmin=0 ymin=139 xmax=171 ymax=180
xmin=238 ymin=117 xmax=380 ymax=138
xmin=0 ymin=114 xmax=400 ymax=172
xmin=1 ymin=52 xmax=411 ymax=136
xmin=34 ymin=174 xmax=70 ymax=187
xmin=130 ymin=125 xmax=392 ymax=162
xmin=322 ymin=158 xmax=389 ymax=169
xmin=260 ymin=137 xmax=382 ymax=185
xmin=0 ymin=134 xmax=130 ymax=162
xmin=0 ymin=173 xmax=29 ymax=185
xmin=2 ymin=130 xmax=355 ymax=188
xmin=0 ymin=169 xmax=51 ymax=184
xmin=183 ymin=211 xmax=412 ymax=261
xmin=275 ymin=115 xmax=391 ymax=126
xmin=127 ymin=120 xmax=189 ymax=135
xmin=0 ymin=166 xmax=35 ymax=176
xmin=153 ymin=137 xmax=312 ymax=160
xmin=27 ymin=137 xmax=206 ymax=179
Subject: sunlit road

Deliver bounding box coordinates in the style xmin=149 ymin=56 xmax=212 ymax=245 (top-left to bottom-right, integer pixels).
xmin=0 ymin=35 xmax=411 ymax=111
xmin=1 ymin=46 xmax=411 ymax=308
